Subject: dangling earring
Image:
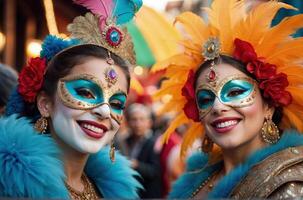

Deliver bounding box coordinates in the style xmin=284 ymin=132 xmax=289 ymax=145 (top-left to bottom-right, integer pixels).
xmin=34 ymin=117 xmax=48 ymax=134
xmin=110 ymin=141 xmax=115 ymax=163
xmin=261 ymin=117 xmax=280 ymax=144
xmin=202 ymin=134 xmax=213 ymax=153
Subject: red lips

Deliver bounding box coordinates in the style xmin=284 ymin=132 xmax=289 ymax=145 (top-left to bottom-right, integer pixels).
xmin=77 ymin=120 xmax=109 ymax=139
xmin=211 ymin=117 xmax=241 ymax=134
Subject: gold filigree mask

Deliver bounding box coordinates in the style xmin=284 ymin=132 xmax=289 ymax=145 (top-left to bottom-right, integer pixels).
xmin=57 ymin=73 xmax=126 ymax=124
xmin=196 ymin=75 xmax=257 ymax=119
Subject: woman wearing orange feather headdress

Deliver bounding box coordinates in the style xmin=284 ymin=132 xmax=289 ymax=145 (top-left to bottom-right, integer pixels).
xmin=155 ymin=0 xmax=303 ymax=198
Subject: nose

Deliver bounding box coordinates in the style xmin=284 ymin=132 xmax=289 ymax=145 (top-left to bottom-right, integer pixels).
xmin=92 ymin=103 xmax=111 ymax=119
xmin=211 ymin=97 xmax=230 ymax=115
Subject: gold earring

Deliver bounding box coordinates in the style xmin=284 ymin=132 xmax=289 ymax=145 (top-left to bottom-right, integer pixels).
xmin=110 ymin=141 xmax=115 ymax=163
xmin=202 ymin=134 xmax=213 ymax=153
xmin=34 ymin=117 xmax=48 ymax=134
xmin=261 ymin=117 xmax=280 ymax=144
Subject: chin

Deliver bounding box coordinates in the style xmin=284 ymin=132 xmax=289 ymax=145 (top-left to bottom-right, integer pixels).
xmin=214 ymin=138 xmax=241 ymax=150
xmin=73 ymin=141 xmax=104 ymax=154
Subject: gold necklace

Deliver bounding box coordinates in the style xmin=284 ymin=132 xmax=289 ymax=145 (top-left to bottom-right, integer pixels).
xmin=191 ymin=170 xmax=221 ymax=198
xmin=65 ymin=173 xmax=99 ymax=200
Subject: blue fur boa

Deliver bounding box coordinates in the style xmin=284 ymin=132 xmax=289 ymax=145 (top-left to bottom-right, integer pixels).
xmin=0 ymin=114 xmax=141 ymax=198
xmin=169 ymin=130 xmax=303 ymax=199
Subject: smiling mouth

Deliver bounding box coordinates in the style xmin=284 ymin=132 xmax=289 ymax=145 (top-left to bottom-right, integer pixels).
xmin=211 ymin=118 xmax=241 ymax=134
xmin=77 ymin=120 xmax=108 ymax=139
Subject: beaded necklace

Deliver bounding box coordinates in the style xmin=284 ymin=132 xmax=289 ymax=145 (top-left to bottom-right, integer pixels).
xmin=191 ymin=170 xmax=222 ymax=198
xmin=65 ymin=173 xmax=99 ymax=200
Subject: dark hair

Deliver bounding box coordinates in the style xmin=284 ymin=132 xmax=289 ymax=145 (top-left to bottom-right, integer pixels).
xmin=23 ymin=44 xmax=131 ymax=118
xmin=0 ymin=64 xmax=18 ymax=107
xmin=194 ymin=55 xmax=283 ymax=126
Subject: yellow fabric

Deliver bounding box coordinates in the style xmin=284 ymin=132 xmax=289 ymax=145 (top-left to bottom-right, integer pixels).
xmin=154 ymin=0 xmax=303 ymax=156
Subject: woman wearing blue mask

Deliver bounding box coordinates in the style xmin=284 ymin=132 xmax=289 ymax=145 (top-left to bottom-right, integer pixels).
xmin=0 ymin=0 xmax=143 ymax=198
xmin=156 ymin=0 xmax=303 ymax=199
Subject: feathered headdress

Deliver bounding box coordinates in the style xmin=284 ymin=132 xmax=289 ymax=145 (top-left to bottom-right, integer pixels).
xmin=154 ymin=0 xmax=303 ymax=157
xmin=68 ymin=0 xmax=143 ymax=65
xmin=6 ymin=0 xmax=142 ymax=115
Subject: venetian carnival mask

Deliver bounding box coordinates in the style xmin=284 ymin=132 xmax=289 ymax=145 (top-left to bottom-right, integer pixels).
xmin=196 ymin=75 xmax=257 ymax=119
xmin=57 ymin=67 xmax=126 ymax=125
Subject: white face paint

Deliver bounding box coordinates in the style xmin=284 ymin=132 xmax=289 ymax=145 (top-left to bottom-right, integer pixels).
xmin=51 ymin=101 xmax=120 ymax=153
xmin=49 ymin=58 xmax=128 ymax=153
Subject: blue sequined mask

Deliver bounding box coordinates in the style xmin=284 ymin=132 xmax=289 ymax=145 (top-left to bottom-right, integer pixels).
xmin=196 ymin=75 xmax=257 ymax=119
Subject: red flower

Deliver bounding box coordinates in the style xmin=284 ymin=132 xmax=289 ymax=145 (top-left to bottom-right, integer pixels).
xmin=233 ymin=38 xmax=292 ymax=107
xmin=247 ymin=60 xmax=277 ymax=80
xmin=233 ymin=38 xmax=257 ymax=63
xmin=259 ymin=73 xmax=292 ymax=106
xmin=182 ymin=70 xmax=195 ymax=99
xmin=18 ymin=57 xmax=46 ymax=103
xmin=181 ymin=70 xmax=199 ymax=122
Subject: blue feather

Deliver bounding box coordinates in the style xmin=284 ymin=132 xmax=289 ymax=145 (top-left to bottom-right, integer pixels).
xmin=0 ymin=114 xmax=142 ymax=198
xmin=169 ymin=130 xmax=303 ymax=199
xmin=169 ymin=153 xmax=221 ymax=198
xmin=0 ymin=114 xmax=68 ymax=198
xmin=113 ymin=0 xmax=143 ymax=25
xmin=5 ymin=88 xmax=25 ymax=116
xmin=40 ymin=35 xmax=80 ymax=61
xmin=85 ymin=147 xmax=142 ymax=198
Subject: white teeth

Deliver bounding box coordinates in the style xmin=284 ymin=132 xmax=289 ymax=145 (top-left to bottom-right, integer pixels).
xmin=83 ymin=123 xmax=104 ymax=134
xmin=216 ymin=120 xmax=238 ymax=128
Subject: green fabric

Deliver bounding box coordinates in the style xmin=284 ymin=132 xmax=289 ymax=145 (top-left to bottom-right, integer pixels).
xmin=272 ymin=0 xmax=303 ymax=37
xmin=126 ymin=21 xmax=155 ymax=67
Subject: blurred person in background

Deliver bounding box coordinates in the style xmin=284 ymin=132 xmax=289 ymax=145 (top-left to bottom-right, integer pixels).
xmin=122 ymin=103 xmax=162 ymax=198
xmin=0 ymin=63 xmax=18 ymax=115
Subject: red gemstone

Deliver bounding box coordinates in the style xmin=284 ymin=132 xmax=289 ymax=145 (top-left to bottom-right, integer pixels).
xmin=208 ymin=70 xmax=216 ymax=81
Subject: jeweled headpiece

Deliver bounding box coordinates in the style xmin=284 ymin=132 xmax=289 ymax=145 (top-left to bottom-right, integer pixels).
xmin=67 ymin=0 xmax=142 ymax=65
xmin=154 ymin=0 xmax=303 ymax=156
xmin=6 ymin=0 xmax=142 ymax=115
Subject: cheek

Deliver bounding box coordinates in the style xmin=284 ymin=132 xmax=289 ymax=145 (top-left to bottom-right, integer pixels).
xmin=50 ymin=98 xmax=85 ymax=132
xmin=236 ymin=98 xmax=266 ymax=133
xmin=238 ymin=96 xmax=265 ymax=119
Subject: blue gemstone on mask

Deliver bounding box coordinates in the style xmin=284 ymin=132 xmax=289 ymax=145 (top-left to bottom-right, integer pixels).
xmin=110 ymin=31 xmax=120 ymax=43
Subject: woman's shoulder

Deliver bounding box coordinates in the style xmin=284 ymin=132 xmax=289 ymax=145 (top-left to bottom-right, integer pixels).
xmin=85 ymin=147 xmax=142 ymax=198
xmin=0 ymin=114 xmax=68 ymax=197
xmin=168 ymin=151 xmax=218 ymax=198
xmin=231 ymin=145 xmax=303 ymax=198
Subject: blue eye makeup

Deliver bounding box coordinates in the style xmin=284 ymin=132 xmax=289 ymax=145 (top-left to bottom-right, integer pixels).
xmin=65 ymin=79 xmax=104 ymax=104
xmin=220 ymin=80 xmax=254 ymax=103
xmin=109 ymin=93 xmax=127 ymax=114
xmin=58 ymin=74 xmax=128 ymax=115
xmin=197 ymin=90 xmax=216 ymax=109
xmin=195 ymin=76 xmax=257 ymax=119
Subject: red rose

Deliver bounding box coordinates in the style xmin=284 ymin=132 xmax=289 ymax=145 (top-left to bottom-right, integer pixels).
xmin=246 ymin=60 xmax=262 ymax=74
xmin=182 ymin=70 xmax=196 ymax=100
xmin=183 ymin=99 xmax=200 ymax=122
xmin=259 ymin=73 xmax=292 ymax=106
xmin=18 ymin=57 xmax=46 ymax=102
xmin=181 ymin=70 xmax=199 ymax=122
xmin=247 ymin=60 xmax=277 ymax=80
xmin=233 ymin=38 xmax=257 ymax=63
xmin=255 ymin=62 xmax=277 ymax=80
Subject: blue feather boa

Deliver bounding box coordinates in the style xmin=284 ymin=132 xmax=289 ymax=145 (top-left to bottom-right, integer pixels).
xmin=0 ymin=114 xmax=141 ymax=198
xmin=169 ymin=130 xmax=303 ymax=199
